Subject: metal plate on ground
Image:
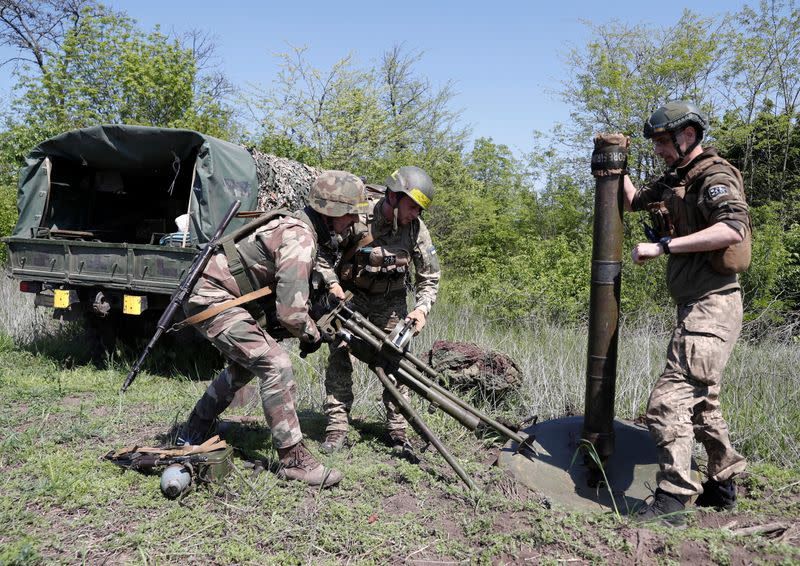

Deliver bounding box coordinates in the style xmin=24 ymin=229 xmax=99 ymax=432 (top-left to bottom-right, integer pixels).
xmin=498 ymin=416 xmax=663 ymax=514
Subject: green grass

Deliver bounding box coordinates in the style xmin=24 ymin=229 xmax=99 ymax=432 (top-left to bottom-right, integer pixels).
xmin=0 ymin=275 xmax=799 ymax=563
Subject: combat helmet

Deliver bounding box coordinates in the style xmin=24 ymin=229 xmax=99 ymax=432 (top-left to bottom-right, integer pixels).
xmin=644 ymin=101 xmax=708 ymax=163
xmin=309 ymin=170 xmax=369 ymax=217
xmin=385 ymin=166 xmax=434 ymax=210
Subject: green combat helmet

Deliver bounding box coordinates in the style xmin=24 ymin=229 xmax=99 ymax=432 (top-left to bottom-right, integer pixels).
xmin=643 ymin=100 xmax=709 ymax=162
xmin=309 ymin=170 xmax=369 ymax=217
xmin=386 ymin=166 xmax=435 ymax=210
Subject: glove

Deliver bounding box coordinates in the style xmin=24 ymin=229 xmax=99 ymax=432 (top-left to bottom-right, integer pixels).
xmin=299 ymin=338 xmax=323 ymax=358
xmin=405 ymin=308 xmax=427 ymax=335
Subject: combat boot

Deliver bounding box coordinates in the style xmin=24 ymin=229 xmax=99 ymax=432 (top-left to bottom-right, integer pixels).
xmin=695 ymin=478 xmax=737 ymax=511
xmin=388 ymin=429 xmax=409 ymax=452
xmin=633 ymin=489 xmax=689 ymax=527
xmin=320 ymin=430 xmax=347 ymax=454
xmin=277 ymin=442 xmax=342 ymax=487
xmin=176 ymin=411 xmax=215 ymax=446
xmin=388 ymin=429 xmax=419 ymax=464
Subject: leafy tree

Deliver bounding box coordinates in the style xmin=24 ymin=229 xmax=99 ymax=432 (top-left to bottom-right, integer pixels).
xmin=251 ymin=44 xmax=468 ymax=172
xmin=0 ymin=0 xmax=89 ymax=74
xmin=254 ymin=47 xmax=388 ymax=170
xmin=380 ymin=44 xmax=465 ymax=159
xmin=561 ymin=10 xmax=727 ymax=184
xmin=0 ymin=2 xmax=237 ymax=167
xmin=714 ymin=1 xmax=800 ymax=207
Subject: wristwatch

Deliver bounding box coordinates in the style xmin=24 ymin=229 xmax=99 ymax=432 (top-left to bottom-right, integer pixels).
xmin=658 ymin=236 xmax=672 ymax=255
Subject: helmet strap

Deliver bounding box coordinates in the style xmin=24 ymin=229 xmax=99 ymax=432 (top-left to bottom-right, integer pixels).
xmin=384 ymin=192 xmax=400 ymax=231
xmin=670 ymin=131 xmax=685 ymax=164
xmin=669 ymin=127 xmax=701 ymax=170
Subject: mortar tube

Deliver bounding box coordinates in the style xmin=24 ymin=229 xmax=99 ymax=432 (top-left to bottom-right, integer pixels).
xmin=581 ymin=133 xmax=628 ymax=462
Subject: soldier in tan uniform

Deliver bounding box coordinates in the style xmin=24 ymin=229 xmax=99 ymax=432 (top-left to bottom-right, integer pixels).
xmin=623 ymin=102 xmax=751 ymax=525
xmin=178 ymin=171 xmax=368 ymax=487
xmin=317 ymin=166 xmax=441 ymax=454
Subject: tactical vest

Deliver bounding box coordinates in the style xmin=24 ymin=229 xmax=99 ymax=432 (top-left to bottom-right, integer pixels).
xmin=658 ymin=152 xmax=752 ymax=275
xmin=688 ymin=153 xmax=751 ymax=275
xmin=336 ymin=193 xmax=413 ymax=295
xmin=340 ymin=244 xmax=411 ymax=294
xmin=216 ymin=209 xmax=295 ymax=328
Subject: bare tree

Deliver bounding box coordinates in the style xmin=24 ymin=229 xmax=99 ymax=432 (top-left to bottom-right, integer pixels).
xmin=380 ymin=43 xmax=466 ymax=155
xmin=0 ymin=0 xmax=91 ymax=72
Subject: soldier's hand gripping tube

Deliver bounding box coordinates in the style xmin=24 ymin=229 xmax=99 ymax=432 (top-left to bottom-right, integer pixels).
xmin=120 ymin=200 xmax=242 ymax=392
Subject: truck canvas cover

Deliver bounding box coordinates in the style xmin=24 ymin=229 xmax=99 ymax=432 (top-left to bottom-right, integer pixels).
xmin=13 ymin=125 xmax=257 ymax=243
xmin=5 ymin=125 xmax=259 ymax=296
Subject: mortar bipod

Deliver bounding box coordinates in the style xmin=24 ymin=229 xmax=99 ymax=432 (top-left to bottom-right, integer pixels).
xmin=316 ymin=294 xmax=537 ymax=454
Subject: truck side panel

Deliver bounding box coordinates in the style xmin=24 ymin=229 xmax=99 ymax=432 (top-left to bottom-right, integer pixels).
xmin=6 ymin=238 xmax=197 ymax=295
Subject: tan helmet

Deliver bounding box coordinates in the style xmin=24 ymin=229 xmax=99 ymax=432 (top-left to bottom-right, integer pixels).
xmin=385 ymin=166 xmax=434 ymax=210
xmin=309 ymin=170 xmax=369 ymax=217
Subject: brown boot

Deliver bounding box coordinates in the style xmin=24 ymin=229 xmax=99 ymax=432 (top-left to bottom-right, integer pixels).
xmin=388 ymin=429 xmax=408 ymax=452
xmin=276 ymin=442 xmax=342 ymax=487
xmin=320 ymin=430 xmax=347 ymax=454
xmin=388 ymin=429 xmax=419 ymax=464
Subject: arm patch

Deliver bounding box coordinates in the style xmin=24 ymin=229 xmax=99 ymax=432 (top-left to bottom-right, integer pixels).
xmin=705 ymin=185 xmax=729 ymax=201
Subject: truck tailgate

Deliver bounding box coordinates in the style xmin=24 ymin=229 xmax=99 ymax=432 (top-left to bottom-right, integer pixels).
xmin=4 ymin=238 xmax=198 ymax=295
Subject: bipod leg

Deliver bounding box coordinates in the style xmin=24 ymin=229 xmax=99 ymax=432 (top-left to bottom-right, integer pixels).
xmin=344 ymin=311 xmax=526 ymax=444
xmin=373 ymin=366 xmax=478 ymax=492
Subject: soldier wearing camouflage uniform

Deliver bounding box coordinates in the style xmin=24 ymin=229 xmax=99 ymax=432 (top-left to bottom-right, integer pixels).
xmin=317 ymin=166 xmax=441 ymax=454
xmin=623 ymin=102 xmax=751 ymax=525
xmin=180 ymin=171 xmax=368 ymax=487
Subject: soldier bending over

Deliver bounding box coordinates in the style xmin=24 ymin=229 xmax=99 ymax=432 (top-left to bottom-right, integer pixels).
xmin=179 ymin=171 xmax=368 ymax=487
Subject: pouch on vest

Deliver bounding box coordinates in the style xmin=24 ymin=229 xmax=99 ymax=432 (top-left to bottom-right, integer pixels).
xmin=681 ymin=152 xmax=752 ymax=275
xmin=348 ymin=245 xmax=409 ymax=294
xmin=710 ymin=225 xmax=752 ymax=274
xmin=645 ymin=201 xmax=675 ymax=240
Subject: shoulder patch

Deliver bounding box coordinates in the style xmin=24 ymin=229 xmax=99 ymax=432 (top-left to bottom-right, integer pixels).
xmin=705 ymin=185 xmax=729 ymax=201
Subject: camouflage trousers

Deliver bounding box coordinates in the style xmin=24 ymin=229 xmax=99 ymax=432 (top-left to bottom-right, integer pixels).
xmin=323 ymin=290 xmax=410 ymax=435
xmin=185 ymin=304 xmax=302 ymax=449
xmin=646 ymin=289 xmax=747 ymax=496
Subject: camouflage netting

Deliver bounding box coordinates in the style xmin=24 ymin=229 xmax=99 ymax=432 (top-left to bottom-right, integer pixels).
xmin=428 ymin=340 xmax=522 ymax=403
xmin=249 ymin=150 xmax=321 ymax=211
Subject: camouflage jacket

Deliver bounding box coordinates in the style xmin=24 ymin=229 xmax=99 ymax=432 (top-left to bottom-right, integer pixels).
xmin=317 ymin=195 xmax=441 ymax=314
xmin=632 ymin=147 xmax=751 ymax=304
xmin=186 ymin=209 xmax=324 ymax=343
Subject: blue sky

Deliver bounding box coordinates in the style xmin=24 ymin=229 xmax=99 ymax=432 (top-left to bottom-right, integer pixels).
xmin=1 ymin=1 xmax=751 ymax=154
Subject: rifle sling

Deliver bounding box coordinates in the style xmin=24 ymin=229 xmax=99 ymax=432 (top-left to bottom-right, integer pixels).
xmin=172 ymin=286 xmax=274 ymax=331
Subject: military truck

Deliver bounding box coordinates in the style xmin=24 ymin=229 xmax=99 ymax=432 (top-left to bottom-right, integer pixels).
xmin=3 ymin=125 xmax=259 ymax=353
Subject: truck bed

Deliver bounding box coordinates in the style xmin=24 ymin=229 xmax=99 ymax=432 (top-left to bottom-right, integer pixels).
xmin=5 ymin=238 xmax=198 ymax=295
